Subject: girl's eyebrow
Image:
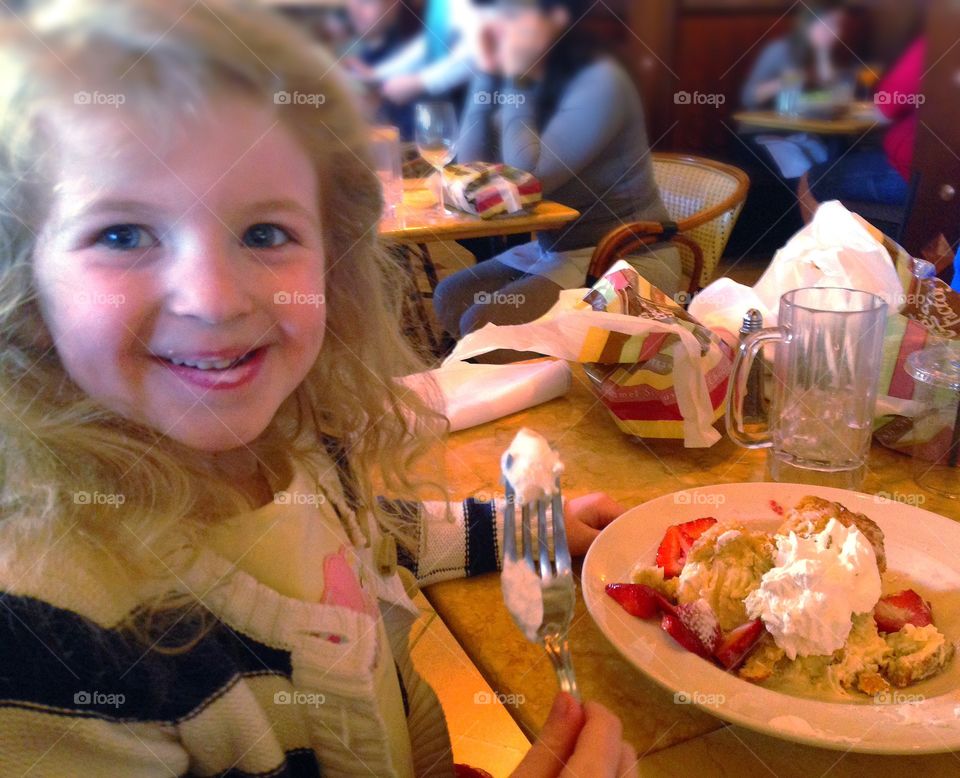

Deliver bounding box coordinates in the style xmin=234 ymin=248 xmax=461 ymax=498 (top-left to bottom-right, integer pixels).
xmin=67 ymin=198 xmax=316 ymax=221
xmin=247 ymin=199 xmax=317 ymax=221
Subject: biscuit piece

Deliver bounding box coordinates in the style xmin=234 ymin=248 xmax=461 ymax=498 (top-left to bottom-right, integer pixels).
xmin=778 ymin=496 xmax=886 ymax=573
xmin=883 ymin=623 xmax=955 ymax=687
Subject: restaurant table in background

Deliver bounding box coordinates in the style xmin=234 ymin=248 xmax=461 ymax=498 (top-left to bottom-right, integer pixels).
xmin=419 ymin=362 xmax=960 ymax=775
xmin=379 ymin=177 xmax=580 ymax=243
xmin=379 ymin=178 xmax=580 ymax=352
xmin=733 ymin=106 xmax=886 ymax=137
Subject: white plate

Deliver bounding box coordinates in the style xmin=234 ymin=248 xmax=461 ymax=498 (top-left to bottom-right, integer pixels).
xmin=582 ymin=483 xmax=960 ymax=754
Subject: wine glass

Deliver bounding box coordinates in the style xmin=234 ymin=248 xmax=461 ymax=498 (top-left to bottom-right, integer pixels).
xmin=414 ymin=101 xmax=458 ymax=216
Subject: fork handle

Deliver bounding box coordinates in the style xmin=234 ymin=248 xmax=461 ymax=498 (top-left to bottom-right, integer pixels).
xmin=543 ymin=633 xmax=580 ymax=702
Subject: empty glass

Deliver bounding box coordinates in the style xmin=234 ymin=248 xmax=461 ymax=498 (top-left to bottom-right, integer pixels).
xmin=727 ymin=287 xmax=888 ymax=489
xmin=369 ymin=125 xmax=403 ymax=219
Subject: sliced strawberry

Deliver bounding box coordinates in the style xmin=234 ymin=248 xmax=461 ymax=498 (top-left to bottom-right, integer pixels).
xmin=714 ymin=619 xmax=765 ymax=670
xmin=873 ymin=589 xmax=934 ymax=634
xmin=656 ymin=526 xmax=686 ymax=578
xmin=677 ymin=517 xmax=718 ymax=542
xmin=604 ymin=583 xmax=677 ymax=619
xmin=605 ymin=583 xmax=659 ymax=619
xmin=661 ymin=612 xmax=713 ymax=659
xmin=676 ymin=599 xmax=721 ymax=653
xmin=655 ymin=518 xmax=718 ymax=579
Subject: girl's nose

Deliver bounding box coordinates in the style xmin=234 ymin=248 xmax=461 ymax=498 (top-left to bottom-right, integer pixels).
xmin=165 ymin=239 xmax=255 ymax=323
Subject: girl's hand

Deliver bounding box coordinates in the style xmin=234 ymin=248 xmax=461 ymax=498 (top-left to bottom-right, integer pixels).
xmin=510 ymin=693 xmax=638 ymax=778
xmin=563 ymin=493 xmax=626 ymax=557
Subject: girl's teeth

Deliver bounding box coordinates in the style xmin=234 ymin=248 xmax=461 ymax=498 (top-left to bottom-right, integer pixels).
xmin=170 ymin=357 xmax=236 ymax=370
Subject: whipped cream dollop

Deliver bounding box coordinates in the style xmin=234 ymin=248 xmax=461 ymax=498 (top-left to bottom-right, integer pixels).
xmin=501 ymin=428 xmax=563 ymax=504
xmin=744 ymin=518 xmax=881 ymax=659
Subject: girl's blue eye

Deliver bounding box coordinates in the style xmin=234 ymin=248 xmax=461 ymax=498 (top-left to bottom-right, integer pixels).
xmin=98 ymin=224 xmax=154 ymax=251
xmin=243 ymin=223 xmax=290 ymax=249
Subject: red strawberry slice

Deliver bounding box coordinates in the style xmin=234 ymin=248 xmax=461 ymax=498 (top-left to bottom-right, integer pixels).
xmin=605 ymin=583 xmax=659 ymax=618
xmin=605 ymin=583 xmax=676 ymax=619
xmin=873 ymin=589 xmax=934 ymax=634
xmin=678 ymin=517 xmax=718 ymax=541
xmin=655 ymin=517 xmax=717 ymax=578
xmin=676 ymin=599 xmax=721 ymax=653
xmin=714 ymin=619 xmax=765 ymax=670
xmin=655 ymin=527 xmax=686 ymax=578
xmin=661 ymin=612 xmax=713 ymax=658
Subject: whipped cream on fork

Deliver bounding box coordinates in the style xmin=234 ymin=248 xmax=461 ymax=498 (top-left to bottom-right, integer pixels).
xmin=501 ymin=428 xmax=563 ymax=505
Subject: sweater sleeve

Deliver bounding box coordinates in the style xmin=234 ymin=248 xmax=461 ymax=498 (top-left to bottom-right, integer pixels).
xmin=457 ymin=72 xmax=500 ymax=163
xmin=740 ymin=39 xmax=791 ymax=109
xmin=497 ymin=60 xmax=629 ymax=194
xmin=381 ymin=498 xmax=505 ymax=585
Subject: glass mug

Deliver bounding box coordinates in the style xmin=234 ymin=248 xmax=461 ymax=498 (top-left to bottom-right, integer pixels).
xmin=726 ymin=287 xmax=888 ymax=489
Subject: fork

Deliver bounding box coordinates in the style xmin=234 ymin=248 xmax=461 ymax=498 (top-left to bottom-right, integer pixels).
xmin=501 ymin=462 xmax=580 ymax=701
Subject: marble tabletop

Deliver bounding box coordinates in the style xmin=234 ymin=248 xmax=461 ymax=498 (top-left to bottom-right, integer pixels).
xmin=418 ymin=363 xmax=960 ymax=775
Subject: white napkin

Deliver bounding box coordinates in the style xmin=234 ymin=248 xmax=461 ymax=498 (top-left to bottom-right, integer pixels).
xmin=402 ymin=359 xmax=571 ymax=432
xmin=690 ymin=200 xmax=903 ymax=331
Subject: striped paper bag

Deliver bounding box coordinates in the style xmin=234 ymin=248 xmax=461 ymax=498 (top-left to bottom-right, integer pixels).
xmin=444 ymin=261 xmax=733 ymax=447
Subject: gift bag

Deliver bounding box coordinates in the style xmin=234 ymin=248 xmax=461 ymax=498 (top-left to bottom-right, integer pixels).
xmin=441 ymin=162 xmax=542 ymax=218
xmin=444 ymin=261 xmax=733 ymax=447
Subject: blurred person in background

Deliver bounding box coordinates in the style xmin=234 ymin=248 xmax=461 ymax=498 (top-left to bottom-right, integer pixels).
xmin=741 ymin=1 xmax=850 ymax=110
xmin=345 ymin=0 xmax=476 ymax=139
xmin=434 ymin=0 xmax=678 ymax=356
xmin=341 ymin=0 xmax=422 ymax=138
xmin=796 ymin=35 xmax=924 ymax=223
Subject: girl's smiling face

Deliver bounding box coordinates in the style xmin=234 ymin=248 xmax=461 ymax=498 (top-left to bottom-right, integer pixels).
xmin=33 ymin=94 xmax=328 ymax=452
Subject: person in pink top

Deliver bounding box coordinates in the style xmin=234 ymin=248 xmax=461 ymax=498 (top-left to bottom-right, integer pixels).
xmin=797 ymin=37 xmax=925 ymax=222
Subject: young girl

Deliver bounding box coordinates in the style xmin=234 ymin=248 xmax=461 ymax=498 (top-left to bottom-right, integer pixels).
xmin=0 ymin=1 xmax=636 ymax=775
xmin=433 ymin=0 xmax=680 ymax=351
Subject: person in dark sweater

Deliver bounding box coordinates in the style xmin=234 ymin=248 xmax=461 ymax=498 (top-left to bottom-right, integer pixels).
xmin=433 ymin=0 xmax=678 ymax=346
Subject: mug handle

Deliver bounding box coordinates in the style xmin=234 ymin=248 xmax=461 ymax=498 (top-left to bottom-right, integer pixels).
xmin=725 ymin=327 xmax=785 ymax=448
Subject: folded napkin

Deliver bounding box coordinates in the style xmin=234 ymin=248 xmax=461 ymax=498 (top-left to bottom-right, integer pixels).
xmin=441 ymin=162 xmax=542 ymax=219
xmin=402 ymin=359 xmax=571 ymax=432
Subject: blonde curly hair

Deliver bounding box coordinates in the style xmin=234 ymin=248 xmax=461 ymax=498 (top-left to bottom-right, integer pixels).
xmin=0 ymin=0 xmax=445 ymax=620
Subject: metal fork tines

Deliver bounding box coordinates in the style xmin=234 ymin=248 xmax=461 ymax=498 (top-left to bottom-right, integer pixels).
xmin=502 ymin=472 xmax=579 ymax=701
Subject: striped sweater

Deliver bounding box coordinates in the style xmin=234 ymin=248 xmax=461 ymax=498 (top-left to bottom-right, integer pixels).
xmin=0 ymin=452 xmax=503 ymax=777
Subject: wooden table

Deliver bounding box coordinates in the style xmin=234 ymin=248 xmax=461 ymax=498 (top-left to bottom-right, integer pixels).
xmin=733 ymin=108 xmax=887 ymax=136
xmin=379 ymin=178 xmax=580 ymax=243
xmin=420 ymin=364 xmax=960 ymax=776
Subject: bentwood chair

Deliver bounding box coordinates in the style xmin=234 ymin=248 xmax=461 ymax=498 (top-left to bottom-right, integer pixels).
xmin=586 ymin=153 xmax=750 ymax=298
